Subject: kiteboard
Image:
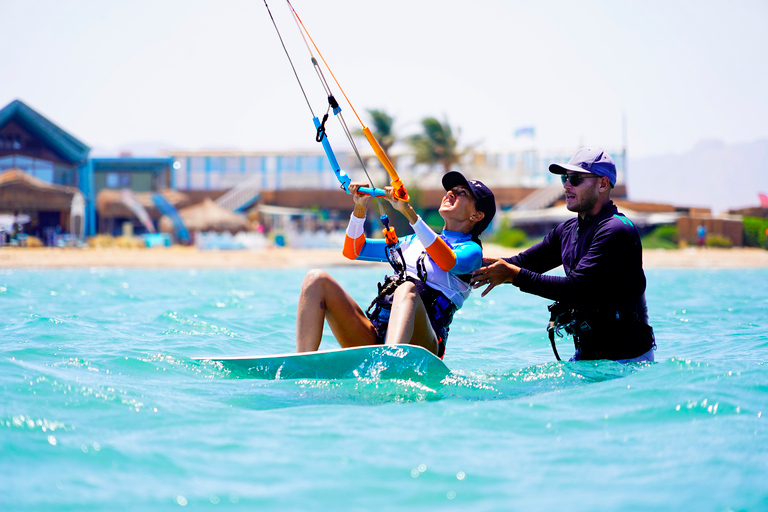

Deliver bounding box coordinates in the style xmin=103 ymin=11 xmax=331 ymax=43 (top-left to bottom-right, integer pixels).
xmin=194 ymin=344 xmax=450 ymax=382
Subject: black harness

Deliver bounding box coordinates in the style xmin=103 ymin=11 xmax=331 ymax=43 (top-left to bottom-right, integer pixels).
xmin=366 ymin=248 xmax=457 ymax=358
xmin=546 ymin=300 xmax=655 ymax=361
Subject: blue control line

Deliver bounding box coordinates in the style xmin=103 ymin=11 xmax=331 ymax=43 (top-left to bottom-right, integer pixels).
xmin=313 ymin=116 xmax=385 ymax=197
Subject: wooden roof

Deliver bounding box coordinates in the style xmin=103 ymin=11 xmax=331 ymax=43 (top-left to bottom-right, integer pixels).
xmin=0 ymin=100 xmax=89 ymax=163
xmin=0 ymin=168 xmax=80 ymax=211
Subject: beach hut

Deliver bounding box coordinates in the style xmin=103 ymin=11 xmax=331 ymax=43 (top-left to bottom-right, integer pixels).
xmin=0 ymin=168 xmax=84 ymax=242
xmin=159 ymin=198 xmax=251 ymax=234
xmin=96 ymin=188 xmax=190 ymax=234
xmin=0 ymin=168 xmax=81 ymax=211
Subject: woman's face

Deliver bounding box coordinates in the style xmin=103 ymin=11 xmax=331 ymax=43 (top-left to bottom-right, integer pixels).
xmin=439 ymin=185 xmax=476 ymax=220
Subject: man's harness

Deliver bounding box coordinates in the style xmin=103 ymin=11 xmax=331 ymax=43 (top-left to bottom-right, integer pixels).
xmin=546 ymin=301 xmax=650 ymax=361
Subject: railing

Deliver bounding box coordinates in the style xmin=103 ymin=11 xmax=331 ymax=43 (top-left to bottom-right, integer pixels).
xmin=215 ymin=173 xmax=263 ymax=212
xmin=512 ymin=183 xmax=563 ymax=211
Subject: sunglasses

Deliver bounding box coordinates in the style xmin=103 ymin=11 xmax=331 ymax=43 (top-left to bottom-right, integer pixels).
xmin=560 ymin=174 xmax=601 ymax=187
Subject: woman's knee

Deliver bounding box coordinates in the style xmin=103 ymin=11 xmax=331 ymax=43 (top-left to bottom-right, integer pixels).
xmin=301 ymin=268 xmax=332 ymax=291
xmin=392 ymin=281 xmax=419 ymax=302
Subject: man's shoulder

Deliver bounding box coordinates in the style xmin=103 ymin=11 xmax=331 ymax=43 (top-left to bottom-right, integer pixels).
xmin=609 ymin=212 xmax=637 ymax=228
xmin=603 ymin=211 xmax=636 ymax=229
xmin=598 ymin=211 xmax=641 ymax=243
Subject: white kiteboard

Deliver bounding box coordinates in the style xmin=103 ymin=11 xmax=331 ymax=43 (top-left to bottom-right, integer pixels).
xmin=194 ymin=344 xmax=449 ymax=381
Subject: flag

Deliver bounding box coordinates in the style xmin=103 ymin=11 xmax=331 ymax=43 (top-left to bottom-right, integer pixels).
xmin=514 ymin=126 xmax=535 ymax=138
xmin=759 ymin=193 xmax=768 ymax=208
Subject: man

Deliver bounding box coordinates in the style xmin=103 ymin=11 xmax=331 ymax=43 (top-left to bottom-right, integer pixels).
xmin=471 ymin=147 xmax=655 ymax=362
xmin=697 ymin=224 xmax=707 ymax=246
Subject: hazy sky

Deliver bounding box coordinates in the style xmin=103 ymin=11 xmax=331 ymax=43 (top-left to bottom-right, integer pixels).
xmin=2 ymin=0 xmax=767 ymax=158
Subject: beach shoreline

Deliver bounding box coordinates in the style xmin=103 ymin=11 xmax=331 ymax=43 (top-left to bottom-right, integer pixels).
xmin=1 ymin=244 xmax=767 ymax=269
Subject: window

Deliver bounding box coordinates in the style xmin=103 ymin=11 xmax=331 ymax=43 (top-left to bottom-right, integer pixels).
xmin=106 ymin=172 xmax=131 ymax=188
xmin=0 ymin=135 xmax=23 ymax=149
xmin=0 ymin=156 xmax=15 ymax=170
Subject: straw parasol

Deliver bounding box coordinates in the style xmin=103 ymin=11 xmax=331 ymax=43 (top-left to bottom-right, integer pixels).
xmin=0 ymin=168 xmax=80 ymax=211
xmin=159 ymin=198 xmax=251 ymax=234
xmin=96 ymin=188 xmax=190 ymax=219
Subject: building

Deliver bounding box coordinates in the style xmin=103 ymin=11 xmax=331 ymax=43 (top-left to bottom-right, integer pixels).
xmin=2 ymin=98 xmax=636 ymax=243
xmin=0 ymin=99 xmax=175 ymax=240
xmin=92 ymin=157 xmax=175 ymax=235
xmin=0 ymin=99 xmax=95 ymax=238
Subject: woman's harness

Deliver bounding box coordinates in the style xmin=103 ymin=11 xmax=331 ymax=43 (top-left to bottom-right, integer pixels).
xmin=365 ymin=246 xmax=456 ymax=358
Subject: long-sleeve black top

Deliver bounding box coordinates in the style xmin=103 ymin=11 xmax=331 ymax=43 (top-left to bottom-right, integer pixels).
xmin=505 ymin=201 xmax=648 ymax=318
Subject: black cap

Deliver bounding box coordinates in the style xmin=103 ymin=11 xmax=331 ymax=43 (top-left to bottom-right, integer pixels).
xmin=441 ymin=171 xmax=496 ymax=236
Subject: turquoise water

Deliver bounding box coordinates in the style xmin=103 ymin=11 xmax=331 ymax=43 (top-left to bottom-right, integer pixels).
xmin=1 ymin=265 xmax=766 ymax=511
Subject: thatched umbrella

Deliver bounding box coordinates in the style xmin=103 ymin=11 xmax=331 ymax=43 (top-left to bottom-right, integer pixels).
xmin=0 ymin=168 xmax=80 ymax=211
xmin=159 ymin=198 xmax=251 ymax=234
xmin=96 ymin=188 xmax=190 ymax=219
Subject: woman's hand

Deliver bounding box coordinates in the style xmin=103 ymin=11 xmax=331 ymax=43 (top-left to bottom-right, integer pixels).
xmin=349 ymin=183 xmax=370 ymax=218
xmin=470 ymin=258 xmax=520 ymax=297
xmin=384 ymin=186 xmax=418 ymax=224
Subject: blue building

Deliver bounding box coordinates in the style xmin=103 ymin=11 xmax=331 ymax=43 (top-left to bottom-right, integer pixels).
xmin=0 ymin=99 xmax=95 ymax=236
xmin=1 ymin=98 xmax=629 ymax=243
xmin=0 ymin=99 xmax=174 ymax=240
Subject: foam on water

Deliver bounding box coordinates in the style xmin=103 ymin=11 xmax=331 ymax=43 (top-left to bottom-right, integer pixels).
xmin=1 ymin=267 xmax=766 ymax=510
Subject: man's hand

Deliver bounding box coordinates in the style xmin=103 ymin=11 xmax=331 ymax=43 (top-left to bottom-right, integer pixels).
xmin=470 ymin=258 xmax=520 ymax=297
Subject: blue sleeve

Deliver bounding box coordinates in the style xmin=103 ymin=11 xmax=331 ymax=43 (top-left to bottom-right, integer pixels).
xmin=449 ymin=239 xmax=483 ymax=274
xmin=354 ymin=236 xmax=414 ymax=262
xmin=353 ymin=238 xmax=389 ymax=262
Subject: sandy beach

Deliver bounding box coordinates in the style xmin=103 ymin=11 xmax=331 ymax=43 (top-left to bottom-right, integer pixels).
xmin=2 ymin=244 xmax=768 ymax=269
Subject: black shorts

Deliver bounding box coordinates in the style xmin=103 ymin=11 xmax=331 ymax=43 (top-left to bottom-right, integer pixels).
xmin=573 ymin=320 xmax=655 ymax=361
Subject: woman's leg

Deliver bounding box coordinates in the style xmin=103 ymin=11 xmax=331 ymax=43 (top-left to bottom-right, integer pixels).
xmin=295 ymin=269 xmax=378 ymax=352
xmin=384 ymin=281 xmax=439 ymax=355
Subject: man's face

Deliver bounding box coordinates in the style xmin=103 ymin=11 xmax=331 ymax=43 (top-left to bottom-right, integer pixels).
xmin=562 ymin=173 xmax=602 ymax=213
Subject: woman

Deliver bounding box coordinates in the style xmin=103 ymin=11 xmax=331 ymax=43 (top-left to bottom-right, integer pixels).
xmin=296 ymin=171 xmax=495 ymax=358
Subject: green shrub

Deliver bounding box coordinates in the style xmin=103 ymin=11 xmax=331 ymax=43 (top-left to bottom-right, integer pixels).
xmin=641 ymin=224 xmax=678 ymax=249
xmin=492 ymin=223 xmax=530 ymax=248
xmin=743 ymin=216 xmax=768 ymax=248
xmin=705 ymin=235 xmax=732 ymax=248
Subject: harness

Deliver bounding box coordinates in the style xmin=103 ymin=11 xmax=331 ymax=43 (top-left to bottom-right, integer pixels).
xmin=546 ymin=301 xmax=655 ymax=361
xmin=366 ymin=250 xmax=457 ymax=358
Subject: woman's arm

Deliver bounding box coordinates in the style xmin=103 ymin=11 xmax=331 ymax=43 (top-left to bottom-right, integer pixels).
xmin=384 ymin=187 xmax=460 ymax=271
xmin=341 ymin=183 xmax=390 ymax=262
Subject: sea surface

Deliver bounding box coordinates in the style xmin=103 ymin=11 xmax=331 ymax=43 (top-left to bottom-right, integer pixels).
xmin=1 ymin=265 xmax=766 ymax=511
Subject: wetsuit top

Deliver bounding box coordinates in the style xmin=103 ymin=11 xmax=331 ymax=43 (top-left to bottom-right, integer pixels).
xmin=504 ymin=201 xmax=648 ymax=319
xmin=342 ymin=214 xmax=482 ymax=308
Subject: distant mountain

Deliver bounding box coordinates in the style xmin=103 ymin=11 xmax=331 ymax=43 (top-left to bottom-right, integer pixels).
xmin=627 ymin=139 xmax=768 ymax=213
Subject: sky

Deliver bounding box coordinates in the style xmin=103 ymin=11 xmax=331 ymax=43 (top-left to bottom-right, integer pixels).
xmin=2 ymin=0 xmax=767 ymax=159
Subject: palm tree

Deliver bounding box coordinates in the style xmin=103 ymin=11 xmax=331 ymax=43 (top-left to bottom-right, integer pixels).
xmin=366 ymin=109 xmax=396 ymax=161
xmin=406 ymin=117 xmax=460 ymax=173
xmin=354 ymin=109 xmax=397 ymax=165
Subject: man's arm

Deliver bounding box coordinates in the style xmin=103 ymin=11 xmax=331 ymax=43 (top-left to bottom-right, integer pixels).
xmin=471 ymin=225 xmax=564 ymax=297
xmin=513 ymin=221 xmax=638 ymax=303
xmin=503 ymin=227 xmax=565 ymax=274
